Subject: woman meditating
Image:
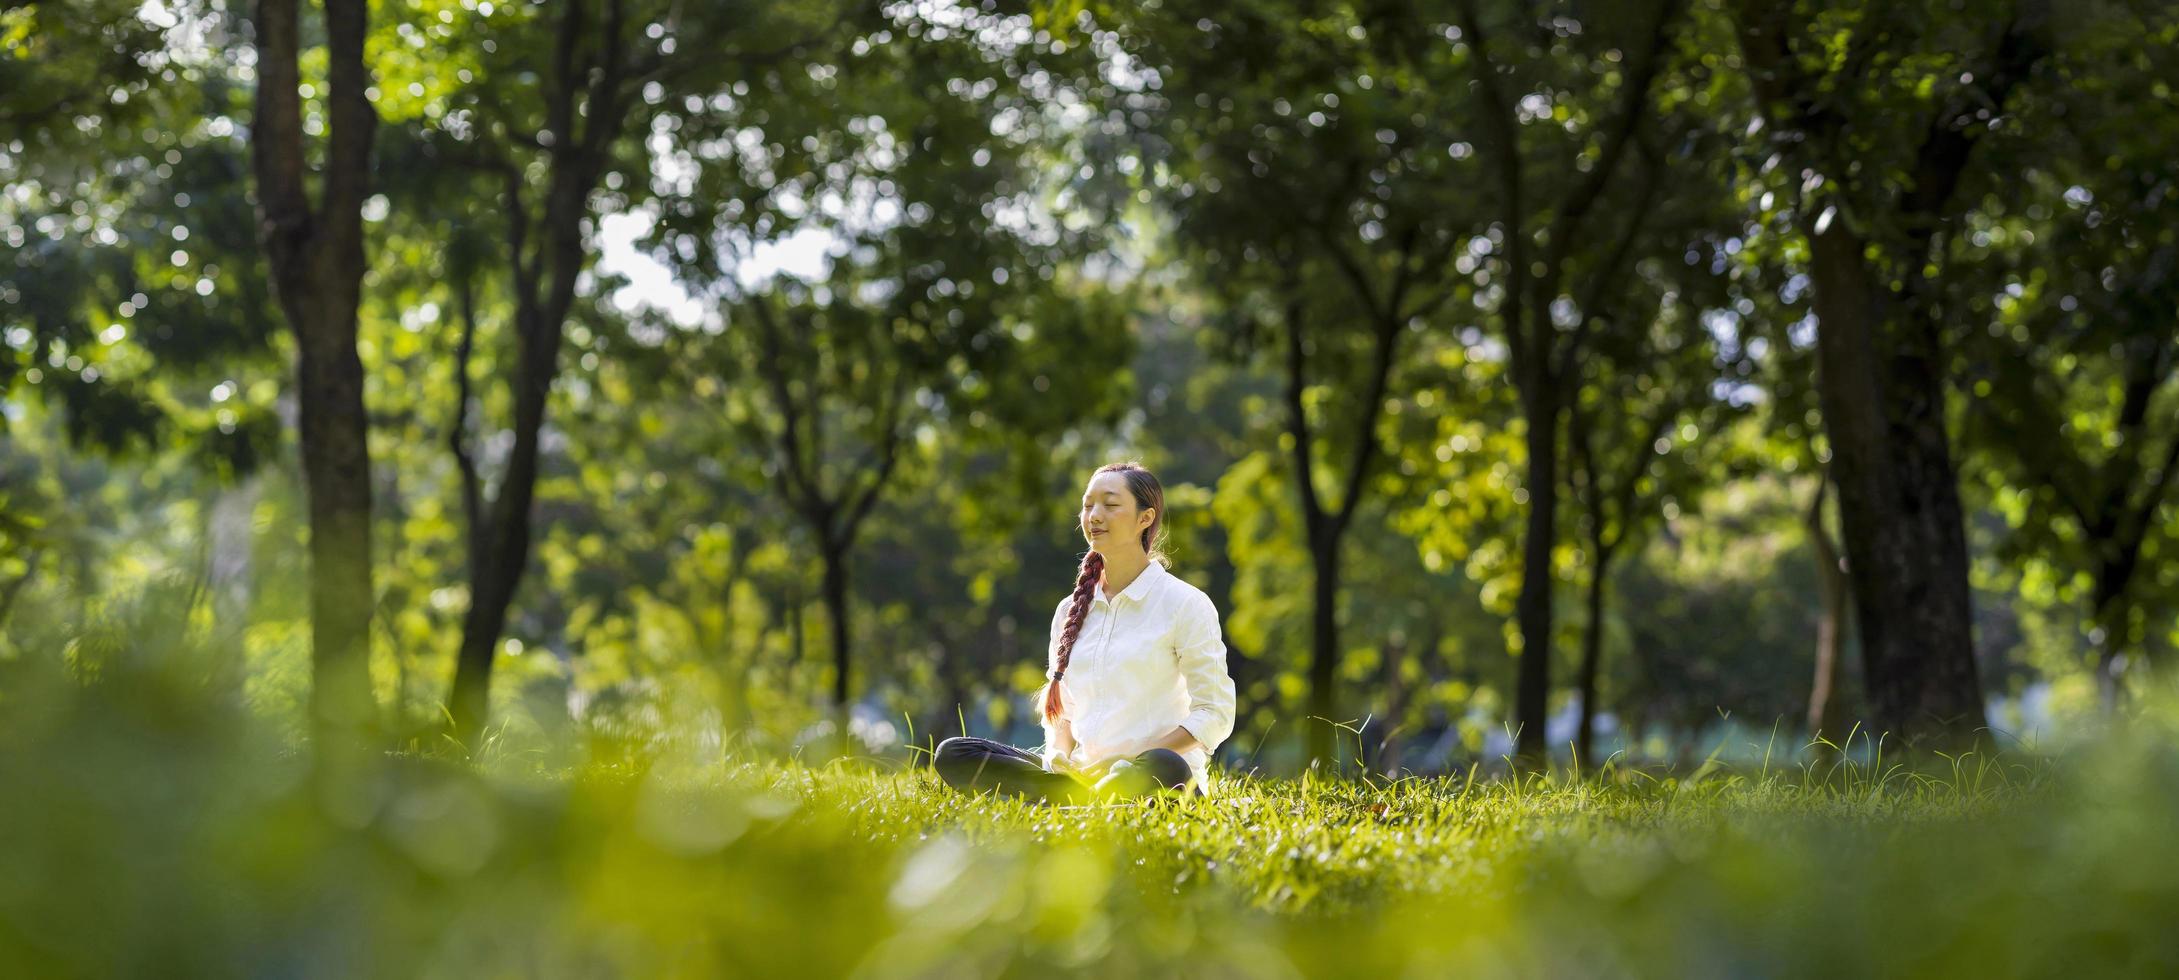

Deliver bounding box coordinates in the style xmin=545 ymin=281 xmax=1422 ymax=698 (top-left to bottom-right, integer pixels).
xmin=934 ymin=461 xmax=1237 ymax=803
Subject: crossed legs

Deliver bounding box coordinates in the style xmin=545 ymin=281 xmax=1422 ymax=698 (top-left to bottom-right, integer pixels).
xmin=932 ymin=736 xmax=1199 ymax=804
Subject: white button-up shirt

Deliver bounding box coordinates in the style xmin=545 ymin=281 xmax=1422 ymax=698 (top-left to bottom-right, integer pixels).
xmin=1037 ymin=560 xmax=1238 ymax=796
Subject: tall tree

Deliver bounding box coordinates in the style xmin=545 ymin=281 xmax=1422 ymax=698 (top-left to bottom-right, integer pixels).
xmin=1732 ymin=0 xmax=2056 ymax=746
xmin=403 ymin=0 xmax=866 ymax=743
xmin=1801 ymin=469 xmax=1851 ymax=742
xmin=248 ymin=0 xmax=380 ymax=741
xmin=630 ymin=1 xmax=1133 ymax=747
xmin=1960 ymin=3 xmax=2179 ymax=708
xmin=1095 ymin=0 xmax=1486 ymax=766
xmin=1454 ymin=0 xmax=1687 ymax=763
xmin=1566 ymin=331 xmax=1734 ymax=766
xmin=1557 ymin=104 xmax=1748 ymax=766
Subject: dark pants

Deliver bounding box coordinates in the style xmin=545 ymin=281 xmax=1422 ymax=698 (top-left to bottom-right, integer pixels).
xmin=932 ymin=736 xmax=1198 ymax=804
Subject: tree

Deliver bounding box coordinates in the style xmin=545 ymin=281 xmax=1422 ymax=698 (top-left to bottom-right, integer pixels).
xmin=1959 ymin=4 xmax=2179 ymax=708
xmin=247 ymin=0 xmax=380 ymax=742
xmin=1731 ymin=0 xmax=2058 ymax=747
xmin=1556 ymin=96 xmax=1752 ymax=766
xmin=1452 ymin=0 xmax=1689 ymax=764
xmin=1801 ymin=468 xmax=1852 ymax=742
xmin=722 ymin=284 xmax=1130 ymax=751
xmin=1566 ymin=317 xmax=1738 ymax=767
xmin=393 ymin=0 xmax=869 ymax=744
xmin=1094 ymin=0 xmax=1487 ymax=766
xmin=625 ymin=2 xmax=1135 ymax=747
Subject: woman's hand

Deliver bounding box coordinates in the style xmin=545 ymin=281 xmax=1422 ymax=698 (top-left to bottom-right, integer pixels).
xmin=1048 ymin=752 xmax=1118 ymax=781
xmin=1043 ymin=743 xmax=1087 ymax=775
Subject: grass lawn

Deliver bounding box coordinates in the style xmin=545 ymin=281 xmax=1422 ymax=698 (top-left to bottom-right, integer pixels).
xmin=6 ymin=679 xmax=2179 ymax=977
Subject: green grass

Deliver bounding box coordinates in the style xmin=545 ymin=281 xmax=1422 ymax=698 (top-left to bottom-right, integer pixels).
xmin=6 ymin=663 xmax=2179 ymax=978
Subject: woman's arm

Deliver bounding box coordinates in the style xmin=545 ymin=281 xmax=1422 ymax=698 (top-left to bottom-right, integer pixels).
xmin=1171 ymin=593 xmax=1238 ymax=755
xmin=1040 ymin=596 xmax=1077 ymax=772
xmin=1042 ymin=715 xmax=1080 ymax=771
xmin=1134 ymin=726 xmax=1203 ymax=755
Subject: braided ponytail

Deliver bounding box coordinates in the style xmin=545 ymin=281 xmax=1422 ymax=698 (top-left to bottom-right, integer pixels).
xmin=1041 ymin=549 xmax=1105 ymax=723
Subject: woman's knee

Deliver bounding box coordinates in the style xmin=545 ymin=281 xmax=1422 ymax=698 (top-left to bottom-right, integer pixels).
xmin=1134 ymin=747 xmax=1192 ymax=789
xmin=932 ymin=737 xmax=984 ymax=786
xmin=935 ymin=736 xmax=979 ymax=762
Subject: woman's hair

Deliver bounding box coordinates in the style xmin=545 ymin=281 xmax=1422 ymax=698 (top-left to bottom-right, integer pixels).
xmin=1041 ymin=461 xmax=1167 ymax=724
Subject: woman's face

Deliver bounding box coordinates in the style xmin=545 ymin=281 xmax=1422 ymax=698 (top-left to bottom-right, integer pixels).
xmin=1080 ymin=471 xmax=1153 ymax=555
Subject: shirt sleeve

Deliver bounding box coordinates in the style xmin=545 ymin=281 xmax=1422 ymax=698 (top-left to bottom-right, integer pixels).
xmin=1172 ymin=592 xmax=1237 ymax=756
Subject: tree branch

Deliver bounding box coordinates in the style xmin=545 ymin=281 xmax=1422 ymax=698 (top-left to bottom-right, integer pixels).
xmin=1384 ymin=223 xmax=1424 ymax=331
xmin=1605 ymin=397 xmax=1681 ymax=553
xmin=1994 ymin=363 xmax=2098 ymax=531
xmin=578 ymin=0 xmax=631 ymax=175
xmin=249 ymin=0 xmax=311 ymax=267
xmin=1330 ymin=303 xmax=1403 ymax=536
xmin=1317 ymin=229 xmax=1388 ymax=325
xmin=499 ymin=164 xmax=541 ymax=321
xmin=1457 ymin=0 xmax=1529 ymax=374
xmin=546 ymin=0 xmax=587 ymax=157
xmin=1729 ymin=0 xmax=1833 ymax=140
xmin=2129 ymin=428 xmax=2179 ymax=533
xmin=1557 ymin=138 xmax=1666 ymax=387
xmin=839 ymin=368 xmax=911 ymax=551
xmin=450 ymin=268 xmax=485 ymax=569
xmin=318 ymin=0 xmax=378 ymax=245
xmin=1536 ymin=0 xmax=1681 ymax=309
xmin=1279 ymin=292 xmax=1327 ymax=527
xmin=1305 ymin=156 xmax=1388 ymax=323
xmin=749 ymin=297 xmax=825 ymax=511
xmin=1896 ymin=5 xmax=2052 ymax=257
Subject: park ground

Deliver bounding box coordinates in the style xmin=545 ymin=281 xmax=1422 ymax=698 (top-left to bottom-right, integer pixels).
xmin=6 ymin=668 xmax=2179 ymax=979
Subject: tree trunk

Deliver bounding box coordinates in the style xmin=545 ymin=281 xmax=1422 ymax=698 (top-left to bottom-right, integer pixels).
xmin=939 ymin=632 xmax=972 ymax=740
xmin=1805 ymin=476 xmax=1849 ymax=743
xmin=2090 ymin=571 xmax=2131 ymax=713
xmin=1807 ymin=223 xmax=1985 ymax=748
xmin=1513 ymin=384 xmax=1561 ymax=766
xmin=445 ymin=173 xmax=589 ymax=747
xmin=822 ymin=539 xmax=853 ymax=757
xmin=441 ymin=0 xmax=637 ymax=748
xmin=1374 ymin=630 xmax=1413 ymax=777
xmin=449 ymin=557 xmax=512 ymax=744
xmin=447 ymin=302 xmax=562 ymax=743
xmin=1575 ymin=547 xmax=1610 ymax=770
xmin=1731 ymin=1 xmax=2049 ymax=753
xmin=790 ymin=586 xmax=806 ymax=682
xmin=1305 ymin=528 xmax=1343 ymax=771
xmin=250 ymin=0 xmax=378 ymax=745
xmin=295 ymin=307 xmax=377 ymax=739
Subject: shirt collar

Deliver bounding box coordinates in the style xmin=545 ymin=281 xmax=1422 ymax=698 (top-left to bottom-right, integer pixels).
xmin=1104 ymin=559 xmax=1165 ymax=605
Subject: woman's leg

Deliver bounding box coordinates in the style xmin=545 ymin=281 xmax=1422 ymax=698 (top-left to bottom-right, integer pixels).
xmin=1094 ymin=747 xmax=1202 ymax=799
xmin=1130 ymin=747 xmax=1198 ymax=793
xmin=932 ymin=736 xmax=1083 ymax=804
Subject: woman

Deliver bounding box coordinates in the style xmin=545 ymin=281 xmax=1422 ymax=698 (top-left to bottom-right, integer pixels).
xmin=934 ymin=462 xmax=1237 ymax=804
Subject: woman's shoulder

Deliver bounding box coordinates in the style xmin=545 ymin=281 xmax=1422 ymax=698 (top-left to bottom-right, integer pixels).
xmin=1156 ymin=566 xmax=1218 ymax=614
